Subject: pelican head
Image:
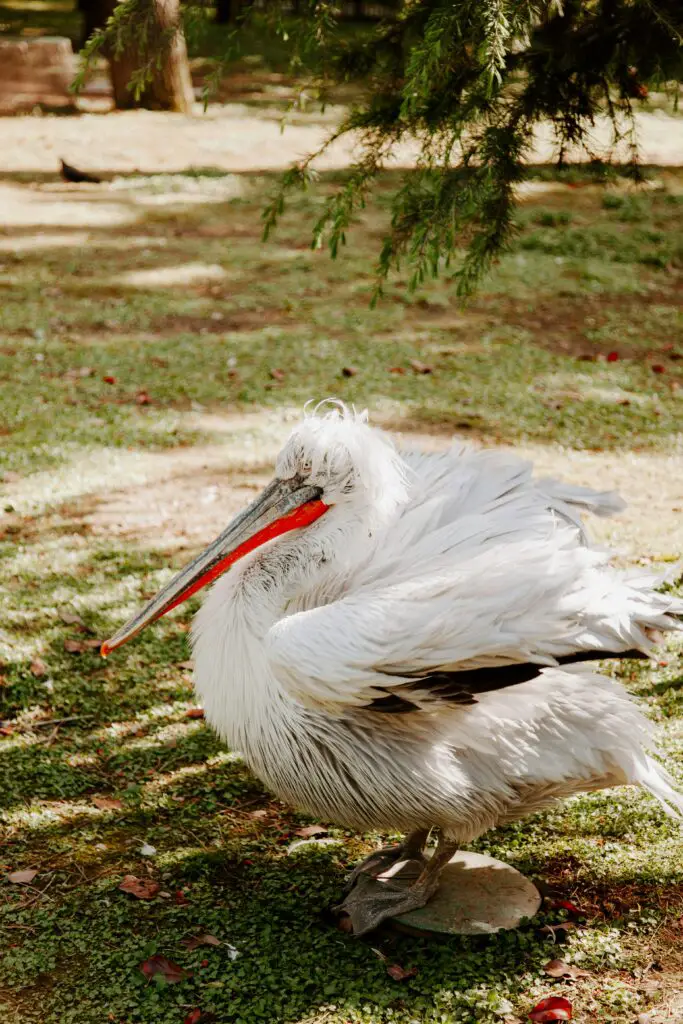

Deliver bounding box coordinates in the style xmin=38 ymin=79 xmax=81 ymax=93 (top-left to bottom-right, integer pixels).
xmin=101 ymin=402 xmax=408 ymax=656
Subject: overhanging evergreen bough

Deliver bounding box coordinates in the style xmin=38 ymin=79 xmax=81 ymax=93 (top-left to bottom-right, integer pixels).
xmin=77 ymin=0 xmax=683 ymax=296
xmin=263 ymin=0 xmax=683 ymax=298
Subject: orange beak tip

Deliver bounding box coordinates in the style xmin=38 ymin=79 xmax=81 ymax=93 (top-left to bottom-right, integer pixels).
xmin=100 ymin=642 xmax=111 ymax=658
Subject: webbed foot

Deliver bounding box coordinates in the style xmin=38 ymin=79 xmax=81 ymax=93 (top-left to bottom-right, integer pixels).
xmin=342 ymin=828 xmax=430 ymax=894
xmin=335 ymin=830 xmax=458 ymax=937
xmin=335 ymin=857 xmax=437 ymax=936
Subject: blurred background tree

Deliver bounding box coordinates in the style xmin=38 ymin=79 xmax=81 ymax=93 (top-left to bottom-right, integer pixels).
xmin=78 ymin=0 xmax=193 ymax=110
xmin=69 ymin=0 xmax=683 ymax=288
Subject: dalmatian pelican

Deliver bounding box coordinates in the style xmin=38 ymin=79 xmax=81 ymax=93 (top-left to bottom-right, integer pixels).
xmin=102 ymin=403 xmax=683 ymax=934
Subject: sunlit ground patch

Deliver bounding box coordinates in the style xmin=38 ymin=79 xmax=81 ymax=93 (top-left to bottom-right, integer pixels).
xmin=0 ymin=166 xmax=682 ymax=1024
xmin=116 ymin=262 xmax=229 ymax=288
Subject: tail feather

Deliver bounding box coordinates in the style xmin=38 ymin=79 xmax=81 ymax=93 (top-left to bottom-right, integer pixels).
xmin=538 ymin=478 xmax=627 ymax=520
xmin=633 ymin=755 xmax=683 ymax=819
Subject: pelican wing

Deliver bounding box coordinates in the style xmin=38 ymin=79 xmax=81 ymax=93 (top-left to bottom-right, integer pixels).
xmin=267 ymin=446 xmax=681 ymax=713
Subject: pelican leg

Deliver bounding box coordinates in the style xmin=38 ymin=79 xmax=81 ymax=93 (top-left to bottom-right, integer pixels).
xmin=342 ymin=828 xmax=430 ymax=894
xmin=335 ymin=830 xmax=458 ymax=936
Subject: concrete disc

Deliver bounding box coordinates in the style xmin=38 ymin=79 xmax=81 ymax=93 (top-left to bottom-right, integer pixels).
xmin=387 ymin=850 xmax=542 ymax=935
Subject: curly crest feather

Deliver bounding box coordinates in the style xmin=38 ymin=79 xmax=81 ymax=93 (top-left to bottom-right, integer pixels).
xmin=275 ymin=400 xmax=410 ymax=523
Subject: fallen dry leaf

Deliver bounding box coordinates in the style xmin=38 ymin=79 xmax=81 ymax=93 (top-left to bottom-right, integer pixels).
xmin=549 ymin=899 xmax=582 ymax=916
xmin=184 ymin=1011 xmax=216 ymax=1024
xmin=295 ymin=825 xmax=328 ymax=838
xmin=181 ymin=933 xmax=221 ymax=950
xmin=119 ymin=875 xmax=160 ymax=900
xmin=386 ymin=963 xmax=418 ymax=982
xmin=269 ymin=368 xmax=285 ymax=381
xmin=8 ymin=869 xmax=38 ymax=885
xmin=136 ymin=390 xmax=152 ymax=405
xmin=409 ymin=359 xmax=433 ymax=374
xmin=92 ymin=796 xmax=123 ymax=811
xmin=185 ymin=708 xmax=205 ymax=719
xmin=341 ymin=366 xmax=359 ymax=377
xmin=528 ymin=996 xmax=572 ymax=1022
xmin=248 ymin=809 xmax=269 ymax=819
xmin=0 ymin=724 xmax=13 ymax=737
xmin=139 ymin=954 xmax=190 ymax=985
xmin=64 ymin=639 xmax=86 ymax=654
xmin=178 ymin=660 xmax=194 ymax=670
xmin=30 ymin=657 xmax=47 ymax=677
xmin=651 ymin=364 xmax=665 ymax=374
xmin=388 ymin=366 xmax=405 ymax=375
xmin=60 ymin=610 xmax=86 ymax=627
xmin=543 ymin=959 xmax=589 ymax=980
xmin=63 ymin=637 xmax=100 ymax=653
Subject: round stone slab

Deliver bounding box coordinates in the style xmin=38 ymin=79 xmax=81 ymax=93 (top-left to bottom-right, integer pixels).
xmin=390 ymin=851 xmax=542 ymax=936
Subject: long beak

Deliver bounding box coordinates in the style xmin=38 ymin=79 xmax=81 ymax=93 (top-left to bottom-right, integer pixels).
xmin=101 ymin=478 xmax=328 ymax=656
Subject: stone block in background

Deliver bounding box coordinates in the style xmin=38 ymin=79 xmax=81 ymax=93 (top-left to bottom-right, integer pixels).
xmin=0 ymin=37 xmax=77 ymax=114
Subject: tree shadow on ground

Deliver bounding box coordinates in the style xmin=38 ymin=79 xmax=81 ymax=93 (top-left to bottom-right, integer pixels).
xmin=3 ymin=801 xmax=675 ymax=1024
xmin=1 ymin=164 xmax=683 ymax=1024
xmin=0 ymin=167 xmax=681 ymax=474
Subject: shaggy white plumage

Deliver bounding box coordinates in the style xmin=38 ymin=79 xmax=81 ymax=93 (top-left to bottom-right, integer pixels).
xmin=190 ymin=402 xmax=682 ymax=930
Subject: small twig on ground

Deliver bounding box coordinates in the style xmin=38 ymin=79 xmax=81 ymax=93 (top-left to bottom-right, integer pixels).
xmin=32 ymin=717 xmax=84 ymax=729
xmin=60 ymin=868 xmax=118 ymax=892
xmin=17 ymin=874 xmax=57 ymax=909
xmin=221 ymin=796 xmax=270 ymax=815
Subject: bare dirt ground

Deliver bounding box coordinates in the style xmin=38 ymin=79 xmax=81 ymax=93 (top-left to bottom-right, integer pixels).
xmin=1 ymin=102 xmax=682 ymax=1024
xmin=1 ymin=103 xmax=681 ymax=565
xmin=1 ymin=102 xmax=682 ymax=177
xmin=19 ymin=408 xmax=679 ymax=567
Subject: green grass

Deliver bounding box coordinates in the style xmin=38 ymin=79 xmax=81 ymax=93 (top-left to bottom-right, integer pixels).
xmin=1 ymin=170 xmax=682 ymax=480
xmin=0 ymin=167 xmax=682 ymax=1024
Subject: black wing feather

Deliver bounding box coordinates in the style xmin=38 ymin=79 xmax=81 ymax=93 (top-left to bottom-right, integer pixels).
xmin=366 ymin=649 xmax=647 ymax=713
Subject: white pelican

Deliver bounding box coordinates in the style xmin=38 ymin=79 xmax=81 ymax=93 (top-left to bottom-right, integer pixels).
xmin=103 ymin=403 xmax=683 ymax=935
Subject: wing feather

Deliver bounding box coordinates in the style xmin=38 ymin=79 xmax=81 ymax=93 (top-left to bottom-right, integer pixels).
xmin=266 ymin=445 xmax=682 ymax=713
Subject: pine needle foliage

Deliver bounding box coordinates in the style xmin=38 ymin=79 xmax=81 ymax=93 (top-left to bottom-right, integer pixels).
xmin=76 ymin=0 xmax=683 ymax=298
xmin=262 ymin=0 xmax=683 ymax=299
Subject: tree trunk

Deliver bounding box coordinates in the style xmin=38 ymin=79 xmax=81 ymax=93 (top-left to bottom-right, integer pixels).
xmin=146 ymin=0 xmax=194 ymax=113
xmin=77 ymin=0 xmax=104 ymax=49
xmin=214 ymin=0 xmax=255 ymax=24
xmin=81 ymin=0 xmax=194 ymax=112
xmin=215 ymin=0 xmax=241 ymax=25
